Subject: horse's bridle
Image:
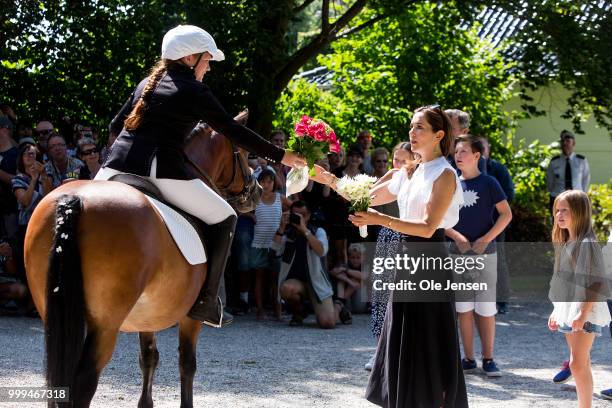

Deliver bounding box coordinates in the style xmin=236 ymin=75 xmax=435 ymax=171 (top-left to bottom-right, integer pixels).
xmin=184 ymin=142 xmax=259 ymax=209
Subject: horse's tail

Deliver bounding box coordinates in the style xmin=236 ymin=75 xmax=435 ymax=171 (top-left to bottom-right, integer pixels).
xmin=45 ymin=194 xmax=86 ymax=393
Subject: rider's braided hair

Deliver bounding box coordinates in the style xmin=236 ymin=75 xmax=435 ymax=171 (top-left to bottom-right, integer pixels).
xmin=124 ymin=59 xmax=171 ymax=131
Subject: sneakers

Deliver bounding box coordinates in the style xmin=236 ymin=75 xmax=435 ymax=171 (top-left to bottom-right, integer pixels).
xmin=365 ymin=353 xmax=376 ymax=371
xmin=482 ymin=359 xmax=502 ymax=377
xmin=553 ymin=361 xmax=572 ymax=384
xmin=461 ymin=358 xmax=478 ymax=373
xmin=463 ymin=358 xmax=502 ymax=377
xmin=600 ymin=388 xmax=612 ymax=400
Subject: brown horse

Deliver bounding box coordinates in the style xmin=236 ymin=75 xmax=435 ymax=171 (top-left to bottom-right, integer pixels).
xmin=24 ymin=115 xmax=261 ymax=408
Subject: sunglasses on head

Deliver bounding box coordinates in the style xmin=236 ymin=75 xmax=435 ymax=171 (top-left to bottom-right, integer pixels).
xmin=80 ymin=148 xmax=98 ymax=156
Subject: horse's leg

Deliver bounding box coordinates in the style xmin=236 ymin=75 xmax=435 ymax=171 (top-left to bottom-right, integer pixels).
xmin=71 ymin=328 xmax=118 ymax=408
xmin=178 ymin=317 xmax=202 ymax=408
xmin=138 ymin=332 xmax=159 ymax=408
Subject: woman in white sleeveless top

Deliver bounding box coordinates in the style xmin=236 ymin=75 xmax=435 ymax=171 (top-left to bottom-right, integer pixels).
xmin=348 ymin=106 xmax=468 ymax=408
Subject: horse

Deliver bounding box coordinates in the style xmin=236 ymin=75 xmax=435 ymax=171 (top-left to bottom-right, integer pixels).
xmin=24 ymin=113 xmax=261 ymax=408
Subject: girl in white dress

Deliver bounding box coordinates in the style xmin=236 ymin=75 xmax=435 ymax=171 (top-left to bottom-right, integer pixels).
xmin=548 ymin=190 xmax=611 ymax=408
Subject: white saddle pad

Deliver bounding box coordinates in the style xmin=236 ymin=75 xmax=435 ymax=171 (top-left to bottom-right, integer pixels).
xmin=144 ymin=196 xmax=207 ymax=265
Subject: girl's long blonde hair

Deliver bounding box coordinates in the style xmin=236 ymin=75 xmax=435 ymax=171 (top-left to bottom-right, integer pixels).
xmin=552 ymin=190 xmax=595 ymax=244
xmin=552 ymin=190 xmax=596 ymax=268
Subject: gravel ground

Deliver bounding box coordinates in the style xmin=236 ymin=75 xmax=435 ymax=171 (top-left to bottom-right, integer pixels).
xmin=0 ymin=301 xmax=610 ymax=407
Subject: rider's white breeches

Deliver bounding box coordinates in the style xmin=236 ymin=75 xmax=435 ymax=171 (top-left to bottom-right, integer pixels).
xmin=95 ymin=157 xmax=236 ymax=225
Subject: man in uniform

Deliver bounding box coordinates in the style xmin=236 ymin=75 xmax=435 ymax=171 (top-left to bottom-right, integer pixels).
xmin=546 ymin=130 xmax=590 ymax=214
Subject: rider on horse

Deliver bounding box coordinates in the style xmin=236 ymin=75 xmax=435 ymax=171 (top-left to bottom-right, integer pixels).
xmin=95 ymin=25 xmax=305 ymax=327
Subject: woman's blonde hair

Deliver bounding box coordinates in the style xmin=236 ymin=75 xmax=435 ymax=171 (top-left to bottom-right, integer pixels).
xmin=552 ymin=190 xmax=597 ymax=269
xmin=124 ymin=59 xmax=176 ymax=130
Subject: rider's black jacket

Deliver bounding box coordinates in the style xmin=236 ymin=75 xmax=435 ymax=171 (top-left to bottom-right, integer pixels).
xmin=104 ymin=64 xmax=284 ymax=180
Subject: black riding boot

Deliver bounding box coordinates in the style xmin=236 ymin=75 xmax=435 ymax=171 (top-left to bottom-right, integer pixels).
xmin=188 ymin=215 xmax=237 ymax=327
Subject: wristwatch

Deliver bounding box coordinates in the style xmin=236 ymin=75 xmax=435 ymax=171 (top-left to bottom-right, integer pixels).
xmin=304 ymin=231 xmax=311 ymax=239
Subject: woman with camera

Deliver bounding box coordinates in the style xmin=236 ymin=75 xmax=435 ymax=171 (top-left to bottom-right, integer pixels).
xmin=11 ymin=142 xmax=51 ymax=281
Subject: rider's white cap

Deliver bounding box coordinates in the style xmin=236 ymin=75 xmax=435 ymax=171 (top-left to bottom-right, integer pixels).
xmin=161 ymin=25 xmax=225 ymax=61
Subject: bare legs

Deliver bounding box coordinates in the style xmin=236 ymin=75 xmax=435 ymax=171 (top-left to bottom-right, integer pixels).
xmin=254 ymin=267 xmax=282 ymax=320
xmin=458 ymin=311 xmax=496 ymax=360
xmin=280 ymin=279 xmax=335 ymax=329
xmin=566 ymin=332 xmax=596 ymax=408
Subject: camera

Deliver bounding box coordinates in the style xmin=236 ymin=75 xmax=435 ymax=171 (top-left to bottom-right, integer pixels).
xmin=289 ymin=213 xmax=301 ymax=225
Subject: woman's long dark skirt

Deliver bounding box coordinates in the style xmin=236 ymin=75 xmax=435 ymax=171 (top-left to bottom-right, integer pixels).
xmin=365 ymin=230 xmax=468 ymax=408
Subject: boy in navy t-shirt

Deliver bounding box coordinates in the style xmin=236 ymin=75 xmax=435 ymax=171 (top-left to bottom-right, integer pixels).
xmin=445 ymin=134 xmax=513 ymax=378
xmin=452 ymin=173 xmax=507 ymax=254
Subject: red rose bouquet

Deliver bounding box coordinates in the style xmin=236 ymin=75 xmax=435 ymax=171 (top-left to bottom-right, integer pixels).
xmin=285 ymin=115 xmax=341 ymax=195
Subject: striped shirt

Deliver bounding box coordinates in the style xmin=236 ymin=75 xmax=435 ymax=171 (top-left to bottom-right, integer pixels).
xmin=11 ymin=174 xmax=44 ymax=226
xmin=252 ymin=193 xmax=282 ymax=248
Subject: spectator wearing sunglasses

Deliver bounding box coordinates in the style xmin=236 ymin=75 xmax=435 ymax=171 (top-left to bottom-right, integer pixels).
xmin=371 ymin=147 xmax=390 ymax=178
xmin=44 ymin=134 xmax=89 ymax=187
xmin=34 ymin=121 xmax=54 ymax=158
xmin=77 ymin=137 xmax=101 ymax=179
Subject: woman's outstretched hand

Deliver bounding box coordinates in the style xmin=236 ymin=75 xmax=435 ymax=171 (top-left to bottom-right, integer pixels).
xmin=349 ymin=209 xmax=383 ymax=227
xmin=281 ymin=151 xmax=307 ymax=168
xmin=310 ymin=164 xmax=336 ymax=186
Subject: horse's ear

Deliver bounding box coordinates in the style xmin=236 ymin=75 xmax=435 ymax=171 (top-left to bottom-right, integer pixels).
xmin=234 ymin=109 xmax=249 ymax=126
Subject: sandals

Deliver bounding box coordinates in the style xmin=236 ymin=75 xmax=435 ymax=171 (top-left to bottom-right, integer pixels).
xmin=334 ymin=299 xmax=353 ymax=325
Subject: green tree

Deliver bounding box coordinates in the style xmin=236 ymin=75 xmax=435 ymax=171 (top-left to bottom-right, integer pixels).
xmin=478 ymin=0 xmax=612 ymax=135
xmin=2 ymin=0 xmax=608 ymax=139
xmin=275 ymin=2 xmax=518 ymax=151
xmin=1 ymin=0 xmax=414 ymax=136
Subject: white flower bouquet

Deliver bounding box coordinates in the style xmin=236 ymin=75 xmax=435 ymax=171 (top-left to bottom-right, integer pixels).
xmin=335 ymin=174 xmax=378 ymax=238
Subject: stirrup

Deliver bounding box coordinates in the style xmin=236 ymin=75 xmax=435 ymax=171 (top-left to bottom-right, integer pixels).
xmin=189 ymin=296 xmax=233 ymax=328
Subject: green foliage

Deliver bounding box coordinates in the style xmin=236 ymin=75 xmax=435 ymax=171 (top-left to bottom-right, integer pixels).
xmin=488 ymin=0 xmax=612 ymax=135
xmin=1 ymin=1 xmax=169 ymax=134
xmin=274 ymin=2 xmax=519 ymax=151
xmin=501 ymin=139 xmax=558 ymax=242
xmin=273 ymin=79 xmax=351 ymax=139
xmin=588 ymin=182 xmax=612 ymax=242
xmin=502 ymin=139 xmax=557 ymax=215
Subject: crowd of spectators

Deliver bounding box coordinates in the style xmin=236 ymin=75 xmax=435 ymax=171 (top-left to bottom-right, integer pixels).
xmin=0 ymin=106 xmax=105 ymax=316
xmin=0 ymin=103 xmax=595 ymax=338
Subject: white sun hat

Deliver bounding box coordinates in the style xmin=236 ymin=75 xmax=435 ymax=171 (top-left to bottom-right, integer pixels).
xmin=161 ymin=25 xmax=225 ymax=61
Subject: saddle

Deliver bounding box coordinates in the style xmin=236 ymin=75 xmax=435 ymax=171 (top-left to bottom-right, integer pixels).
xmin=108 ymin=174 xmax=207 ymax=265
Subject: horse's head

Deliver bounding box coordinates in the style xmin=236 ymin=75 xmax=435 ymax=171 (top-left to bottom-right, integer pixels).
xmin=184 ymin=113 xmax=262 ymax=213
